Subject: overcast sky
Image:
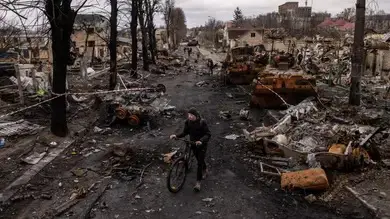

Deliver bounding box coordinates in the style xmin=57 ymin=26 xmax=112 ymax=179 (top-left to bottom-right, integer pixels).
xmin=155 ymin=0 xmax=390 ymax=28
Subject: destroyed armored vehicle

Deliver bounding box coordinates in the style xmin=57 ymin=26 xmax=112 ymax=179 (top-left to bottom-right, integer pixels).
xmin=223 ymin=45 xmax=267 ymax=85
xmin=271 ymin=54 xmax=295 ymax=70
xmin=187 ymin=39 xmax=198 ymax=47
xmin=250 ymin=67 xmax=317 ymax=109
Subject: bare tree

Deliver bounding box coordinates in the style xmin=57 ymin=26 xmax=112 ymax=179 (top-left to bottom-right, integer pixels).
xmin=337 ymin=7 xmax=356 ymax=22
xmin=203 ymin=17 xmax=224 ymax=47
xmin=145 ymin=0 xmax=159 ymax=63
xmin=170 ymin=7 xmax=186 ymax=49
xmin=349 ymin=0 xmax=366 ymax=105
xmin=0 ymin=20 xmax=22 ymax=50
xmin=265 ymin=29 xmax=286 ymax=53
xmin=138 ymin=0 xmax=149 ymax=70
xmin=109 ymin=0 xmax=118 ymax=89
xmin=162 ymin=0 xmax=174 ymax=50
xmin=44 ymin=0 xmax=88 ymax=136
xmin=131 ymin=0 xmax=138 ymax=73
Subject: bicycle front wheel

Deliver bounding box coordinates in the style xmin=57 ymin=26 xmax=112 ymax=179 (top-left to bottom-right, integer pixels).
xmin=167 ymin=157 xmax=187 ymax=193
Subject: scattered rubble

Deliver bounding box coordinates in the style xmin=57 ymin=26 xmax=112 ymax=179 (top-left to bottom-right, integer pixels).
xmin=225 ymin=134 xmax=240 ymax=140
xmin=2 ymin=37 xmax=390 ymax=219
xmin=21 ymin=152 xmax=46 ymax=165
xmin=0 ymin=120 xmax=44 ymax=137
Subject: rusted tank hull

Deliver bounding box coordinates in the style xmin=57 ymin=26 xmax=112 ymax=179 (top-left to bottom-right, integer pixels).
xmin=227 ymin=71 xmax=257 ymax=85
xmin=250 ymin=75 xmax=317 ymax=109
xmin=226 ymin=67 xmax=264 ymax=85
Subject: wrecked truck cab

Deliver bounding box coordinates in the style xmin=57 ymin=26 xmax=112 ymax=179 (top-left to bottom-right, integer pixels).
xmin=223 ymin=45 xmax=267 ymax=85
xmin=250 ymin=67 xmax=317 ymax=109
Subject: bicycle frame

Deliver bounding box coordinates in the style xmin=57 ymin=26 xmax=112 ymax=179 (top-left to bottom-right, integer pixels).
xmin=184 ymin=142 xmax=192 ymax=168
xmin=176 ymin=139 xmax=195 ymax=168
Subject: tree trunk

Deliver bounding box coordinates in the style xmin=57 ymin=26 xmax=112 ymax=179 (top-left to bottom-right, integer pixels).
xmin=148 ymin=27 xmax=156 ymax=63
xmin=166 ymin=7 xmax=171 ymax=51
xmin=151 ymin=28 xmax=157 ymax=59
xmin=46 ymin=0 xmax=76 ymax=137
xmin=372 ymin=50 xmax=377 ymax=76
xmin=166 ymin=25 xmax=170 ymax=50
xmin=50 ymin=35 xmax=67 ymax=127
xmin=91 ymin=43 xmax=95 ymax=66
xmin=131 ymin=0 xmax=138 ymax=75
xmin=81 ymin=33 xmax=89 ymax=79
xmin=138 ymin=0 xmax=149 ymax=71
xmin=109 ymin=0 xmax=118 ymax=90
xmin=145 ymin=0 xmax=156 ymax=64
xmin=349 ymin=0 xmax=365 ymax=106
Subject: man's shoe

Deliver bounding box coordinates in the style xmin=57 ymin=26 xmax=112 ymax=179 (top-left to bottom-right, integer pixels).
xmin=193 ymin=182 xmax=201 ymax=192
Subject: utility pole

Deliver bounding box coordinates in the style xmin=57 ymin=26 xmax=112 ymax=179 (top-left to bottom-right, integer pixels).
xmin=349 ymin=0 xmax=366 ymax=106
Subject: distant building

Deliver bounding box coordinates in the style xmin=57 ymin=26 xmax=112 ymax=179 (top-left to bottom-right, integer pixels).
xmin=155 ymin=28 xmax=167 ymax=50
xmin=278 ymin=1 xmax=313 ymax=34
xmin=0 ymin=31 xmax=52 ymax=64
xmin=296 ymin=7 xmax=312 ymax=18
xmin=366 ymin=14 xmax=390 ymax=33
xmin=223 ymin=25 xmax=264 ymax=48
xmin=278 ymin=2 xmax=299 ymax=17
xmin=72 ymin=14 xmax=110 ymax=60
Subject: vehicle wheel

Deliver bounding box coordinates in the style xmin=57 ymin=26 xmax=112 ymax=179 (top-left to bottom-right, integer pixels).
xmin=187 ymin=155 xmax=195 ymax=172
xmin=167 ymin=157 xmax=188 ymax=193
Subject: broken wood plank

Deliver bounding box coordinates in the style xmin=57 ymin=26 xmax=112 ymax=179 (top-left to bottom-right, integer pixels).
xmin=137 ymin=162 xmax=152 ymax=188
xmin=258 ymin=162 xmax=288 ymax=177
xmin=54 ymin=199 xmax=80 ymax=216
xmin=81 ymin=182 xmax=110 ymax=219
xmin=359 ymin=127 xmax=381 ymax=147
xmin=249 ymin=155 xmax=291 ymax=167
xmin=0 ymin=84 xmax=17 ymax=89
xmin=330 ymin=115 xmax=352 ymax=124
xmin=0 ymin=103 xmax=20 ymax=110
xmin=345 ymin=186 xmax=378 ymax=214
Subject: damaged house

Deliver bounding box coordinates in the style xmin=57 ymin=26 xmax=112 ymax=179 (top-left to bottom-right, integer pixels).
xmin=365 ymin=32 xmax=390 ymax=78
xmin=0 ymin=28 xmax=52 ymax=64
xmin=72 ymin=14 xmax=110 ymax=62
xmin=223 ymin=24 xmax=265 ymax=49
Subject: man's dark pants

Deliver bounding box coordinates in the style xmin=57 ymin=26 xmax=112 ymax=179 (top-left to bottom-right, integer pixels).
xmin=191 ymin=145 xmax=207 ymax=181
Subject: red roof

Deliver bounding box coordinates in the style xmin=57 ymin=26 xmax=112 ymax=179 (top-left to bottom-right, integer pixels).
xmin=334 ymin=19 xmax=347 ymax=26
xmin=318 ymin=18 xmax=334 ymax=27
xmin=339 ymin=22 xmax=355 ymax=30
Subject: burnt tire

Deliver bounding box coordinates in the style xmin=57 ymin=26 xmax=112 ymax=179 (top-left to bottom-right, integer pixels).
xmin=167 ymin=157 xmax=188 ymax=193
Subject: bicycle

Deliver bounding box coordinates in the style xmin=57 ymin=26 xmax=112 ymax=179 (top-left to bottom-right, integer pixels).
xmin=166 ymin=138 xmax=196 ymax=193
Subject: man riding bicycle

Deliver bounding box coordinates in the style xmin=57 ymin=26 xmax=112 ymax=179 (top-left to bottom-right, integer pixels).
xmin=170 ymin=108 xmax=211 ymax=192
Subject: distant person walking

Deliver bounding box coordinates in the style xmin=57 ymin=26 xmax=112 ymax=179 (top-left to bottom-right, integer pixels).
xmin=207 ymin=59 xmax=214 ymax=75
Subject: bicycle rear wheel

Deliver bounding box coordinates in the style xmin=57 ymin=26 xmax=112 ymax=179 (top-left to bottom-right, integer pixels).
xmin=167 ymin=157 xmax=187 ymax=193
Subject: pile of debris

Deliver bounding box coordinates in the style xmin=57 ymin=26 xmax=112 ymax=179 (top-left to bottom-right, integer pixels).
xmin=97 ymin=83 xmax=175 ymax=128
xmin=243 ymin=96 xmax=388 ymax=191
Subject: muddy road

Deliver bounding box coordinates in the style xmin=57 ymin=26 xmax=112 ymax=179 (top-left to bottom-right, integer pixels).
xmin=0 ymin=48 xmax=351 ymax=219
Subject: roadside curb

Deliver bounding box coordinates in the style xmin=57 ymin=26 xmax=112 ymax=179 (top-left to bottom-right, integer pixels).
xmin=0 ymin=137 xmax=75 ymax=204
xmin=0 ymin=114 xmax=98 ymax=205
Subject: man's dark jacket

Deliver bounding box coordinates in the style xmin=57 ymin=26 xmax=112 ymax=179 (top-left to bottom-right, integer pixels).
xmin=176 ymin=109 xmax=211 ymax=144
